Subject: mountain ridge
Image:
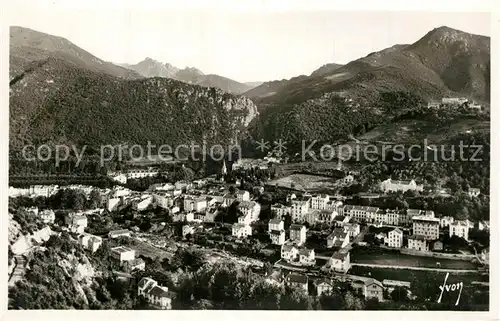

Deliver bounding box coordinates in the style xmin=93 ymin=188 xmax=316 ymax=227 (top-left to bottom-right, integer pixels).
xmin=122 ymin=58 xmax=258 ymax=94
xmin=9 ymin=26 xmax=142 ymax=81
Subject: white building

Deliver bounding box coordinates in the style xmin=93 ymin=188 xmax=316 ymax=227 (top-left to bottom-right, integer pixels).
xmin=329 ymin=252 xmax=351 ymax=273
xmin=343 ymin=205 xmax=380 ymax=222
xmin=108 ymin=229 xmax=131 ymax=239
xmin=310 ymin=194 xmax=330 ymax=210
xmin=232 ymin=223 xmax=252 ymax=238
xmin=380 ymin=179 xmax=423 ymax=193
xmin=289 ymin=224 xmax=307 ymax=246
xmin=298 ymin=248 xmax=315 ymax=266
xmin=342 ymin=223 xmax=360 ymax=238
xmin=468 ymin=188 xmax=480 ymax=197
xmin=182 ymin=224 xmax=196 ymax=238
xmin=135 ymin=196 xmax=154 ymax=211
xmin=408 ymin=235 xmax=428 ymax=251
xmin=450 ymin=221 xmax=469 ymax=241
xmin=236 ymin=190 xmax=250 ymax=202
xmin=281 ymin=243 xmax=299 ymax=262
xmin=291 ymin=199 xmax=310 ymax=222
xmin=385 ymin=228 xmax=403 ymax=248
xmin=65 ymin=213 xmax=87 ymax=230
xmin=107 ymin=198 xmax=122 ymax=212
xmin=327 ymin=228 xmax=350 ymax=248
xmin=268 ymin=219 xmax=284 ymax=232
xmin=109 ymin=172 xmax=127 ymax=184
xmin=126 ymin=168 xmax=159 ymax=179
xmin=413 ymin=215 xmax=440 ymax=240
xmin=440 ymin=216 xmax=455 ymax=228
xmin=442 ymin=97 xmax=468 ymax=105
xmin=138 ymin=277 xmax=173 ymax=310
xmin=184 ymin=196 xmax=207 ymax=213
xmin=78 ymin=234 xmax=103 ymax=253
xmin=39 ymin=209 xmax=55 ymax=224
xmin=29 ymin=185 xmax=60 ymax=198
xmin=271 ymin=203 xmax=291 ymax=220
xmin=270 ymin=230 xmax=286 ymax=245
xmin=238 ymin=201 xmax=261 ymax=222
xmin=110 ymin=246 xmax=136 ymax=263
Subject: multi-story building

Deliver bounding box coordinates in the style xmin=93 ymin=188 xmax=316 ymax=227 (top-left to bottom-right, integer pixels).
xmin=384 ymin=209 xmax=403 ymax=226
xmin=111 ymin=246 xmax=136 ymax=264
xmin=126 ymin=168 xmax=160 ymax=179
xmin=289 ymin=224 xmax=307 ymax=246
xmin=310 ymin=194 xmax=330 ymax=210
xmin=183 ymin=196 xmax=207 ymax=213
xmin=327 ymin=228 xmax=350 ymax=248
xmin=343 ymin=223 xmax=360 ymax=238
xmin=315 ymin=279 xmax=334 ymax=297
xmin=39 ymin=209 xmax=55 ymax=224
xmin=468 ymin=188 xmax=480 ymax=197
xmin=232 ymin=223 xmax=252 ymax=238
xmin=124 ymin=258 xmax=146 ymax=273
xmin=285 ymin=273 xmax=308 ymax=294
xmin=270 ymin=230 xmax=286 ymax=245
xmin=385 ymin=228 xmax=403 ymax=248
xmin=291 ymin=199 xmax=310 ymax=222
xmin=268 ymin=219 xmax=286 ymax=245
xmin=351 ymin=278 xmax=384 ymax=302
xmin=407 ymin=209 xmax=435 ymax=218
xmin=238 ymin=201 xmax=261 ymax=222
xmin=271 ymin=203 xmax=291 ymax=220
xmin=268 ymin=219 xmax=284 ymax=232
xmin=440 ymin=216 xmax=455 ymax=228
xmin=326 ymin=200 xmax=344 ymax=215
xmin=109 ymin=229 xmax=131 ymax=239
xmin=329 ymin=252 xmax=351 ymax=272
xmin=78 ymin=234 xmax=102 ymax=253
xmin=236 ymin=190 xmax=250 ymax=202
xmin=232 ymin=158 xmax=269 ymax=171
xmin=298 ymin=248 xmax=315 ymax=266
xmin=442 ymin=97 xmax=468 ymax=105
xmin=343 ymin=205 xmax=380 ymax=222
xmin=29 ymin=185 xmax=59 ymax=198
xmin=408 ymin=235 xmax=428 ymax=251
xmin=380 ymin=179 xmax=423 ymax=193
xmin=281 ymin=243 xmax=299 ymax=262
xmin=138 ymin=277 xmax=173 ymax=310
xmin=449 ymin=221 xmax=469 ymax=241
xmin=412 ymin=215 xmax=440 ymax=240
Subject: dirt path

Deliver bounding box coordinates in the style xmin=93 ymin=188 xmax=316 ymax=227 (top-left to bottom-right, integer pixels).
xmin=8 ymin=255 xmax=27 ymax=287
xmin=351 ymin=262 xmax=478 ymax=273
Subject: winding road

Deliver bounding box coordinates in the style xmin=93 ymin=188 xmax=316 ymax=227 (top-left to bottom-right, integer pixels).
xmin=351 ymin=262 xmax=478 ymax=273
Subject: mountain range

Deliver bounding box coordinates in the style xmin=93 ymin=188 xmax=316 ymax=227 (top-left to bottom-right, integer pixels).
xmin=9 ymin=27 xmax=258 ymax=152
xmin=9 ymin=25 xmax=490 ymax=156
xmin=247 ymin=26 xmax=490 ymax=109
xmin=9 ymin=26 xmax=142 ymax=81
xmin=120 ymin=57 xmax=261 ymax=94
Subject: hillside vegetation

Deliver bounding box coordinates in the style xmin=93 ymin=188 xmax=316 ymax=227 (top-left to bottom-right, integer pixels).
xmin=9 ymin=57 xmax=258 ymax=151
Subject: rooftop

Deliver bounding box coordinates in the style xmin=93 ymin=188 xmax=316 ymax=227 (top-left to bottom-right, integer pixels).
xmin=408 ymin=234 xmax=426 ymax=241
xmin=286 ymin=273 xmax=308 ymax=284
xmin=111 ymin=246 xmax=134 ymax=253
xmin=290 ymin=224 xmax=305 ymax=231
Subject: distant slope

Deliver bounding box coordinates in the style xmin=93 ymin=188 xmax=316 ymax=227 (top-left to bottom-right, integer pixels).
xmin=249 ymin=26 xmax=489 ymax=146
xmin=244 ymin=81 xmax=264 ymax=88
xmin=243 ymin=63 xmax=343 ymax=101
xmin=252 ymin=27 xmax=490 ymax=109
xmin=310 ymin=63 xmax=344 ymax=77
xmin=10 ymin=26 xmax=141 ymax=81
xmin=9 ymin=57 xmax=259 ymax=151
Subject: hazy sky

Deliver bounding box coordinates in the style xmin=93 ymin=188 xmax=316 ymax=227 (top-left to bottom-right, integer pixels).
xmin=8 ymin=7 xmax=490 ymax=82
